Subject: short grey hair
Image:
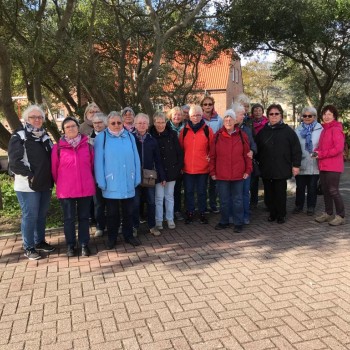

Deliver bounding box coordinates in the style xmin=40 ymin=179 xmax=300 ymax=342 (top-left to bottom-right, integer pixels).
xmin=135 ymin=113 xmax=150 ymax=124
xmin=189 ymin=105 xmax=203 ymax=117
xmin=23 ymin=105 xmax=45 ymax=122
xmin=107 ymin=111 xmax=123 ymax=122
xmin=92 ymin=112 xmax=107 ymax=125
xmin=235 ymin=93 xmax=250 ymax=105
xmin=301 ymin=106 xmax=317 ymax=117
xmin=153 ymin=112 xmax=166 ymax=123
xmin=232 ymin=102 xmax=245 ymax=115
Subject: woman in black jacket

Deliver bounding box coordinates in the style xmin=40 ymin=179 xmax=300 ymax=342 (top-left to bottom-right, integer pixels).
xmin=8 ymin=105 xmax=55 ymax=260
xmin=150 ymin=112 xmax=183 ymax=230
xmin=256 ymin=104 xmax=302 ymax=224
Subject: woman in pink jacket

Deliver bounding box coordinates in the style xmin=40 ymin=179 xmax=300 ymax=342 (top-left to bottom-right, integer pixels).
xmin=52 ymin=117 xmax=96 ymax=257
xmin=313 ymin=105 xmax=345 ymax=226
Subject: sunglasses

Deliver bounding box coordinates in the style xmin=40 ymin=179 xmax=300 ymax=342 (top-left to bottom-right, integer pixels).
xmin=110 ymin=121 xmax=122 ymax=126
xmin=269 ymin=112 xmax=280 ymax=116
xmin=202 ymin=103 xmax=213 ymax=106
xmin=302 ymin=115 xmax=314 ymax=119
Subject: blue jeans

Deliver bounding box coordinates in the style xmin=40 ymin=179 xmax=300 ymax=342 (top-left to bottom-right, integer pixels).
xmin=243 ymin=176 xmax=251 ymax=221
xmin=155 ymin=181 xmax=176 ymax=222
xmin=133 ymin=186 xmax=156 ymax=229
xmin=106 ymin=198 xmax=134 ymax=242
xmin=217 ymin=180 xmax=244 ymax=226
xmin=16 ymin=191 xmax=51 ymax=250
xmin=295 ymin=174 xmax=319 ymax=210
xmin=208 ymin=177 xmax=218 ymax=210
xmin=60 ymin=197 xmax=92 ymax=247
xmin=183 ymin=173 xmax=208 ymax=214
xmin=93 ymin=186 xmax=106 ymax=230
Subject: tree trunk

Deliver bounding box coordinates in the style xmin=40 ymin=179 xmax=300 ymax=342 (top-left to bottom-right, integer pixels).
xmin=0 ymin=122 xmax=11 ymax=150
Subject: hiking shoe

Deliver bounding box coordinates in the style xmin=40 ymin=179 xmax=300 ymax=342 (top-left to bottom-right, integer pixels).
xmin=81 ymin=245 xmax=91 ymax=257
xmin=292 ymin=207 xmax=302 ymax=214
xmin=95 ymin=229 xmax=104 ymax=237
xmin=35 ymin=241 xmax=55 ymax=252
xmin=233 ymin=225 xmax=243 ymax=233
xmin=199 ymin=214 xmax=208 ymax=224
xmin=155 ymin=222 xmax=164 ymax=230
xmin=150 ymin=227 xmax=161 ymax=236
xmin=133 ymin=227 xmax=138 ymax=237
xmin=277 ymin=217 xmax=286 ymax=224
xmin=24 ymin=248 xmax=41 ymax=260
xmin=174 ymin=212 xmax=184 ymax=221
xmin=185 ymin=212 xmax=194 ymax=224
xmin=268 ymin=216 xmax=276 ymax=222
xmin=315 ymin=212 xmax=333 ymax=223
xmin=66 ymin=246 xmax=76 ymax=257
xmin=106 ymin=241 xmax=116 ymax=250
xmin=328 ymin=215 xmax=345 ymax=226
xmin=125 ymin=237 xmax=141 ymax=246
xmin=215 ymin=223 xmax=229 ymax=230
xmin=167 ymin=220 xmax=176 ymax=229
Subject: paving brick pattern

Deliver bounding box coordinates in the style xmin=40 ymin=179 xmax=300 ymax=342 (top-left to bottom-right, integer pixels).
xmin=0 ymin=165 xmax=349 ymax=349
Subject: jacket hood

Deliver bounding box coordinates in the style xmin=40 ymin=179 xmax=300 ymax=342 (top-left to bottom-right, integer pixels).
xmin=322 ymin=119 xmax=343 ymax=131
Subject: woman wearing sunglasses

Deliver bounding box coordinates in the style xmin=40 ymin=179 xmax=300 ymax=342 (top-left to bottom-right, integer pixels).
xmin=94 ymin=111 xmax=141 ymax=248
xmin=255 ymin=104 xmax=302 ymax=224
xmin=293 ymin=107 xmax=323 ymax=216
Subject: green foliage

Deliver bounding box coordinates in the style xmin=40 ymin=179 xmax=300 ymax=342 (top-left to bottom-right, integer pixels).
xmin=0 ymin=174 xmax=63 ymax=228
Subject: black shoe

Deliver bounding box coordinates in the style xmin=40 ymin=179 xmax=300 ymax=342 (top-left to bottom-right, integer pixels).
xmin=307 ymin=208 xmax=315 ymax=216
xmin=106 ymin=241 xmax=116 ymax=250
xmin=268 ymin=216 xmax=276 ymax=222
xmin=199 ymin=214 xmax=208 ymax=224
xmin=24 ymin=248 xmax=41 ymax=260
xmin=292 ymin=207 xmax=302 ymax=214
xmin=81 ymin=245 xmax=91 ymax=257
xmin=215 ymin=223 xmax=229 ymax=230
xmin=233 ymin=225 xmax=243 ymax=233
xmin=35 ymin=241 xmax=55 ymax=252
xmin=67 ymin=246 xmax=76 ymax=257
xmin=277 ymin=217 xmax=286 ymax=224
xmin=185 ymin=212 xmax=194 ymax=224
xmin=125 ymin=237 xmax=141 ymax=247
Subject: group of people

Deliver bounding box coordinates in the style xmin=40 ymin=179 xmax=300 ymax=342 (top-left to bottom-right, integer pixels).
xmin=8 ymin=95 xmax=346 ymax=260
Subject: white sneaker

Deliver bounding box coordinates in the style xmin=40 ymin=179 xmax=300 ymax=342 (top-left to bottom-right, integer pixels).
xmin=155 ymin=221 xmax=164 ymax=230
xmin=150 ymin=227 xmax=161 ymax=236
xmin=167 ymin=220 xmax=176 ymax=229
xmin=95 ymin=229 xmax=104 ymax=237
xmin=315 ymin=212 xmax=333 ymax=223
xmin=329 ymin=215 xmax=345 ymax=226
xmin=133 ymin=227 xmax=138 ymax=237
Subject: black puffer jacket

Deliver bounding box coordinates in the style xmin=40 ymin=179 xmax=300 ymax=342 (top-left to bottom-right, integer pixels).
xmin=8 ymin=127 xmax=53 ymax=191
xmin=256 ymin=122 xmax=302 ymax=179
xmin=150 ymin=124 xmax=183 ymax=182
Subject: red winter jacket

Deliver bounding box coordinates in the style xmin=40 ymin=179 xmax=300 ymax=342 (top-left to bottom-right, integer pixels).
xmin=209 ymin=126 xmax=252 ymax=180
xmin=314 ymin=120 xmax=344 ymax=173
xmin=179 ymin=122 xmax=214 ymax=174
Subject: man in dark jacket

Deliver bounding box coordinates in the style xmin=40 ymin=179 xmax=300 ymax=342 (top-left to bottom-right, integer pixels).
xmin=256 ymin=104 xmax=302 ymax=224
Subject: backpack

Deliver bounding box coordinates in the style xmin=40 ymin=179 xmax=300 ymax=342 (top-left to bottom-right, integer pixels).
xmin=8 ymin=130 xmax=27 ymax=176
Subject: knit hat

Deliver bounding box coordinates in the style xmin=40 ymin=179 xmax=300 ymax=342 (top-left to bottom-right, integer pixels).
xmin=223 ymin=109 xmax=236 ymax=120
xmin=121 ymin=107 xmax=135 ymax=117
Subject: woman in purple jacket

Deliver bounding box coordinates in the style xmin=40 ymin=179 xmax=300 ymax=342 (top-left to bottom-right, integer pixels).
xmin=52 ymin=117 xmax=96 ymax=257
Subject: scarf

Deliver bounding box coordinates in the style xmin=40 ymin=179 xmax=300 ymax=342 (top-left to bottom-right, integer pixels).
xmin=64 ymin=134 xmax=81 ymax=148
xmin=108 ymin=127 xmax=125 ymax=137
xmin=168 ymin=120 xmax=184 ymax=136
xmin=25 ymin=122 xmax=45 ymax=139
xmin=300 ymin=121 xmax=317 ymax=153
xmin=188 ymin=119 xmax=205 ymax=133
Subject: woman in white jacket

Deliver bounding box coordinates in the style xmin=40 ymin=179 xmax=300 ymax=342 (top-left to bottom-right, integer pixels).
xmin=293 ymin=107 xmax=323 ymax=215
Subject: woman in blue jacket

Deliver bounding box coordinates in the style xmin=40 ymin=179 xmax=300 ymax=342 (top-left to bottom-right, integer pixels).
xmin=94 ymin=111 xmax=141 ymax=248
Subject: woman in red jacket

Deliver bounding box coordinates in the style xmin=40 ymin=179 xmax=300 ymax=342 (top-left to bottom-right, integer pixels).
xmin=209 ymin=109 xmax=252 ymax=233
xmin=313 ymin=105 xmax=345 ymax=226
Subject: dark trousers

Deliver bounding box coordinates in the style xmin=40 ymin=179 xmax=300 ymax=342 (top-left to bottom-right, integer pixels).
xmin=320 ymin=171 xmax=345 ymax=217
xmin=250 ymin=173 xmax=259 ymax=205
xmin=263 ymin=179 xmax=287 ymax=219
xmin=133 ymin=186 xmax=156 ymax=229
xmin=60 ymin=197 xmax=92 ymax=247
xmin=174 ymin=175 xmax=183 ymax=213
xmin=295 ymin=174 xmax=319 ymax=210
xmin=106 ymin=197 xmax=134 ymax=243
xmin=93 ymin=186 xmax=106 ymax=230
xmin=183 ymin=173 xmax=208 ymax=214
xmin=208 ymin=177 xmax=218 ymax=210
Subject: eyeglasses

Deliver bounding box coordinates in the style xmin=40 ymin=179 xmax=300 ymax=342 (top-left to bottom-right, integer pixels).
xmin=28 ymin=116 xmax=43 ymax=120
xmin=110 ymin=121 xmax=122 ymax=126
xmin=268 ymin=112 xmax=281 ymax=116
xmin=202 ymin=103 xmax=213 ymax=106
xmin=88 ymin=110 xmax=100 ymax=114
xmin=302 ymin=115 xmax=314 ymax=119
xmin=93 ymin=121 xmax=103 ymax=124
xmin=65 ymin=124 xmax=78 ymax=129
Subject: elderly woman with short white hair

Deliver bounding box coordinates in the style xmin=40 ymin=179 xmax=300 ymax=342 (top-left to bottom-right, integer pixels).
xmin=80 ymin=102 xmax=101 ymax=136
xmin=8 ymin=105 xmax=55 ymax=260
xmin=209 ymin=109 xmax=252 ymax=233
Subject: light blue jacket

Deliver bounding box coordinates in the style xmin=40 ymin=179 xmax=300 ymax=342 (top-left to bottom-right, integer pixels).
xmin=204 ymin=113 xmax=223 ymax=133
xmin=295 ymin=122 xmax=323 ymax=175
xmin=94 ymin=129 xmax=141 ymax=199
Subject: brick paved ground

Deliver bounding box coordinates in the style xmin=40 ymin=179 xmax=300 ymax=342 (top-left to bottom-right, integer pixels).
xmin=0 ymin=165 xmax=349 ymax=350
